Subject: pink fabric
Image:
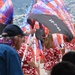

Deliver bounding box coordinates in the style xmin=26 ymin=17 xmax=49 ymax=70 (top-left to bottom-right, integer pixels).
xmin=0 ymin=37 xmax=13 ymax=46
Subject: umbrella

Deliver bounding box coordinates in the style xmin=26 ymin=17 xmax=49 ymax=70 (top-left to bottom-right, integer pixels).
xmin=0 ymin=0 xmax=13 ymax=24
xmin=27 ymin=14 xmax=73 ymax=42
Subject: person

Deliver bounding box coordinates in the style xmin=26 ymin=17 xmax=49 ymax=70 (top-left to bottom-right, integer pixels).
xmin=0 ymin=24 xmax=26 ymax=75
xmin=62 ymin=51 xmax=75 ymax=65
xmin=51 ymin=61 xmax=75 ymax=75
xmin=52 ymin=34 xmax=65 ymax=55
xmin=42 ymin=32 xmax=62 ymax=75
xmin=17 ymin=34 xmax=40 ymax=75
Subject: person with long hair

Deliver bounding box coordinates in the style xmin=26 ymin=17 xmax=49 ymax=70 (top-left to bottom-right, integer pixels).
xmin=42 ymin=32 xmax=62 ymax=75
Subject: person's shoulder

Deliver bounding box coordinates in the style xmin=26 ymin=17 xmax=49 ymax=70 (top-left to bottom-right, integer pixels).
xmin=0 ymin=44 xmax=17 ymax=54
xmin=0 ymin=44 xmax=13 ymax=49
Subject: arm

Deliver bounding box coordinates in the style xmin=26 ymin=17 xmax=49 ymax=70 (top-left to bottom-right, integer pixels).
xmin=26 ymin=47 xmax=40 ymax=75
xmin=28 ymin=61 xmax=40 ymax=75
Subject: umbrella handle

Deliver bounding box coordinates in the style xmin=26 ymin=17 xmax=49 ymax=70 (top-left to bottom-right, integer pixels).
xmin=21 ymin=44 xmax=28 ymax=66
xmin=33 ymin=33 xmax=37 ymax=63
xmin=21 ymin=34 xmax=32 ymax=66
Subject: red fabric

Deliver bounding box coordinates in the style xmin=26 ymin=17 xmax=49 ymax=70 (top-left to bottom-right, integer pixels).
xmin=17 ymin=43 xmax=39 ymax=75
xmin=65 ymin=38 xmax=75 ymax=50
xmin=0 ymin=0 xmax=4 ymax=8
xmin=42 ymin=25 xmax=49 ymax=36
xmin=43 ymin=46 xmax=62 ymax=70
xmin=56 ymin=34 xmax=63 ymax=45
xmin=24 ymin=36 xmax=44 ymax=61
xmin=36 ymin=47 xmax=44 ymax=61
xmin=34 ymin=21 xmax=40 ymax=29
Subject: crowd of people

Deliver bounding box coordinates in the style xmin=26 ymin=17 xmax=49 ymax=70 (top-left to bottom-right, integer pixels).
xmin=0 ymin=22 xmax=75 ymax=75
xmin=0 ymin=0 xmax=75 ymax=75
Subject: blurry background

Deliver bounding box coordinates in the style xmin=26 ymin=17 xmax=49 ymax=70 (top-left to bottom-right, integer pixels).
xmin=12 ymin=0 xmax=75 ymax=26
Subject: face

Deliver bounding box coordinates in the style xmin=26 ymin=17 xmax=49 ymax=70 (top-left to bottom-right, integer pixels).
xmin=13 ymin=35 xmax=25 ymax=50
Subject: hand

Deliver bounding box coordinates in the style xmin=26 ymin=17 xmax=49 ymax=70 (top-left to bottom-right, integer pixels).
xmin=28 ymin=61 xmax=37 ymax=67
xmin=27 ymin=36 xmax=36 ymax=47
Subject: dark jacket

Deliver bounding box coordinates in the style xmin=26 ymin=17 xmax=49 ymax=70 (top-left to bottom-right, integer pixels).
xmin=0 ymin=44 xmax=23 ymax=75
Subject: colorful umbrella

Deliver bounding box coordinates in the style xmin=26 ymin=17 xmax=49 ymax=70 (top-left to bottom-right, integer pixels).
xmin=0 ymin=0 xmax=13 ymax=24
xmin=27 ymin=14 xmax=73 ymax=42
xmin=29 ymin=0 xmax=75 ymax=37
